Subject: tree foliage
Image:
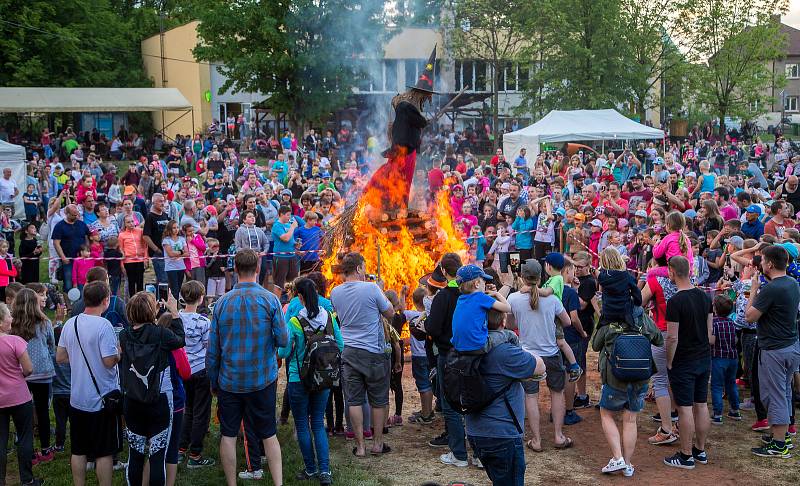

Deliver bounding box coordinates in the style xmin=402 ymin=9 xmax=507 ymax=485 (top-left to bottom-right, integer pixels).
xmin=678 ymin=0 xmax=788 ymax=133
xmin=193 ymin=0 xmax=386 ymax=128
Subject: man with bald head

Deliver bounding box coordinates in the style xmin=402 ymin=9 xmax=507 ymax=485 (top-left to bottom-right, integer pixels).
xmin=776 ymin=175 xmax=800 ymax=214
xmin=52 ymin=204 xmax=90 ymax=291
xmin=143 ymin=193 xmax=171 ymax=285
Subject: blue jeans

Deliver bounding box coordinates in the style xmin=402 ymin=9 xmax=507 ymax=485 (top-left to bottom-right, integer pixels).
xmin=468 ymin=436 xmax=525 ymax=486
xmin=711 ymin=357 xmax=740 ymax=416
xmin=166 ymin=270 xmax=184 ymax=299
xmin=61 ymin=262 xmax=74 ymax=292
xmin=287 ymin=382 xmax=331 ymax=474
xmin=109 ymin=275 xmax=121 ymax=296
xmin=437 ymin=351 xmax=466 ymax=461
xmin=152 ymin=257 xmax=167 ymax=286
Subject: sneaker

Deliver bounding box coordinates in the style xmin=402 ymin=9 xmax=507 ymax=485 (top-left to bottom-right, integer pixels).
xmin=648 ymin=427 xmax=679 ymax=445
xmin=428 ymin=432 xmax=449 ymax=448
xmin=564 ymin=410 xmax=583 ymax=425
xmin=53 ymin=445 xmax=64 ymax=453
xmin=727 ymin=410 xmax=743 ymax=421
xmin=751 ymin=419 xmax=770 ymax=432
xmin=295 ymin=469 xmax=318 ymax=480
xmin=318 ymin=472 xmax=333 ymax=486
xmin=692 ymin=447 xmax=708 ymax=465
xmin=663 ymin=452 xmax=695 ymax=469
xmin=789 ymin=424 xmax=797 ymax=436
xmin=177 ymin=448 xmax=186 ymax=463
xmin=471 ymin=456 xmax=483 ymax=469
xmin=187 ymin=455 xmax=216 ymax=468
xmin=751 ymin=441 xmax=792 ymax=459
xmin=440 ymin=452 xmax=468 ymax=467
xmin=623 ymin=464 xmax=635 ymax=477
xmin=238 ymin=469 xmax=264 ymax=480
xmin=567 ymin=364 xmax=583 ymax=383
xmin=711 ymin=415 xmax=723 ymax=426
xmin=761 ymin=433 xmax=793 ymax=449
xmin=22 ymin=480 xmax=44 ymax=486
xmin=573 ymin=395 xmax=591 ymax=409
xmin=112 ymin=461 xmax=127 ymax=471
xmin=740 ymin=398 xmax=755 ymax=411
xmin=601 ymin=457 xmax=627 ymax=473
xmin=408 ymin=412 xmax=434 ymax=425
xmin=651 ymin=411 xmax=679 ymax=423
xmin=85 ymin=462 xmax=95 ymax=472
xmin=388 ymin=415 xmax=403 ymax=427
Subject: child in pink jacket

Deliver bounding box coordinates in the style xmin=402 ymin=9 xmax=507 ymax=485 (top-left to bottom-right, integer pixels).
xmin=183 ymin=224 xmax=207 ymax=283
xmin=648 ymin=211 xmax=694 ymax=279
xmin=72 ymin=245 xmax=94 ymax=291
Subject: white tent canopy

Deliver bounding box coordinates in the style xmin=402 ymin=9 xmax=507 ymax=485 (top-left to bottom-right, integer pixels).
xmin=0 ymin=88 xmax=192 ymax=112
xmin=503 ymin=109 xmax=665 ymax=162
xmin=0 ymin=140 xmax=27 ymax=219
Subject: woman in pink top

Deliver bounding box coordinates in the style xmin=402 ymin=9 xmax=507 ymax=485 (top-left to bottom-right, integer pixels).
xmin=183 ymin=223 xmax=207 ymax=283
xmin=649 ymin=211 xmax=693 ymax=278
xmin=0 ymin=302 xmax=40 ymax=486
xmin=119 ymin=215 xmax=147 ymax=297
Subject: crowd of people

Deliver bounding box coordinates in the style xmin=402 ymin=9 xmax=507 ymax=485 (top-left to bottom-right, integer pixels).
xmin=0 ymin=122 xmax=798 ymax=486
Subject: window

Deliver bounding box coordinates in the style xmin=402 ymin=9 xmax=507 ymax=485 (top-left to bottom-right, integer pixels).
xmin=786 ymin=63 xmax=799 ymax=79
xmin=384 ymin=60 xmax=397 ymax=92
xmin=454 ymin=60 xmax=463 ymax=91
xmin=474 ymin=61 xmax=487 ymax=91
xmin=518 ymin=63 xmax=530 ymax=89
xmin=404 ymin=59 xmax=420 ymax=88
xmin=786 ymin=96 xmax=799 ymax=112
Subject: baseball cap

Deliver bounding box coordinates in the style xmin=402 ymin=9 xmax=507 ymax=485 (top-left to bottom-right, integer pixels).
xmin=590 ymin=219 xmax=603 ymax=227
xmin=204 ymin=205 xmax=218 ymax=216
xmin=684 ymin=209 xmax=697 ymax=219
xmin=544 ymin=252 xmax=565 ymax=270
xmin=214 ymin=173 xmax=224 ymax=179
xmin=280 ymin=189 xmax=292 ymax=197
xmin=123 ymin=185 xmax=136 ymax=196
xmin=746 ymin=204 xmax=762 ymax=215
xmin=520 ymin=259 xmax=542 ymax=279
xmin=456 ymin=264 xmax=493 ymax=284
xmin=453 ymin=184 xmax=464 ymax=191
xmin=686 ymin=171 xmax=697 ymax=178
xmin=321 ymin=172 xmax=331 ymax=178
xmin=634 ymin=209 xmax=647 ymax=218
xmin=724 ymin=235 xmax=744 ymax=249
xmin=630 ymin=173 xmax=644 ymax=180
xmin=781 ymin=242 xmax=799 ymax=260
xmin=574 ymin=213 xmax=586 ymax=222
xmin=572 ymin=173 xmax=584 ymax=181
xmin=556 ymin=207 xmax=566 ymax=217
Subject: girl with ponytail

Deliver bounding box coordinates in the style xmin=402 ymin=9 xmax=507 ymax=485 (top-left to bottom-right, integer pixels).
xmin=649 ymin=211 xmax=694 ymax=279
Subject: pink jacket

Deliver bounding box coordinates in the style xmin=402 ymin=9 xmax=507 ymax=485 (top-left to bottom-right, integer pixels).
xmin=652 ymin=231 xmax=694 ymax=269
xmin=0 ymin=256 xmax=17 ymax=287
xmin=72 ymin=258 xmax=94 ymax=287
xmin=184 ymin=234 xmax=207 ymax=270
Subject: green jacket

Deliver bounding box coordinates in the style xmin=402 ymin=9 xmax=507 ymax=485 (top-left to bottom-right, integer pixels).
xmin=591 ymin=313 xmax=663 ymax=391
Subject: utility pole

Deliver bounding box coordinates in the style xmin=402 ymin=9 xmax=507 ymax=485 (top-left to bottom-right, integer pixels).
xmin=159 ymin=3 xmax=167 ymax=137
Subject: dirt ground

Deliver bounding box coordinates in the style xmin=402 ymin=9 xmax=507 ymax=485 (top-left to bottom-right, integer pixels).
xmin=325 ymin=350 xmax=800 ymax=486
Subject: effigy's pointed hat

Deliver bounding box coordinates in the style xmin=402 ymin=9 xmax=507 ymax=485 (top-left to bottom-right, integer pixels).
xmin=408 ymin=45 xmax=438 ymax=94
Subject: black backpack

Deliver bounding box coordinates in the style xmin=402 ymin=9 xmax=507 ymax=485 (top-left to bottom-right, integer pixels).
xmin=607 ymin=321 xmax=654 ymax=383
xmin=120 ymin=327 xmax=165 ymax=404
xmin=443 ymin=350 xmax=522 ymax=432
xmin=293 ymin=314 xmax=341 ymax=392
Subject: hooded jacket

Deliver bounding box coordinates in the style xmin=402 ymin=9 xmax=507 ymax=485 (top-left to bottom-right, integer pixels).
xmin=277 ymin=307 xmax=344 ymax=383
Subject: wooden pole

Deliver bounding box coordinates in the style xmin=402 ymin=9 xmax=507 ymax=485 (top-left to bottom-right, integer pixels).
xmin=376 ymin=239 xmax=381 ymax=280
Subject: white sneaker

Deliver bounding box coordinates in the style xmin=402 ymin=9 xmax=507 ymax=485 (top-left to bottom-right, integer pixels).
xmin=601 ymin=457 xmax=627 ymax=473
xmin=238 ymin=469 xmax=264 ymax=480
xmin=471 ymin=456 xmax=484 ymax=469
xmin=440 ymin=452 xmax=468 ymax=467
xmin=113 ymin=461 xmax=127 ymax=471
xmin=623 ymin=464 xmax=635 ymax=477
xmin=85 ymin=461 xmax=95 ymax=471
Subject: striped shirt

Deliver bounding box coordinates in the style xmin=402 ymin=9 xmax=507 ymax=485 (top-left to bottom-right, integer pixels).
xmin=207 ymin=282 xmax=288 ymax=393
xmin=712 ymin=317 xmax=737 ymax=360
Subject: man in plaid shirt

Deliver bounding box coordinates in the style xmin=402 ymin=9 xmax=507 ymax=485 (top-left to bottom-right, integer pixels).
xmin=709 ymin=295 xmax=741 ymax=425
xmin=208 ymin=248 xmax=288 ymax=486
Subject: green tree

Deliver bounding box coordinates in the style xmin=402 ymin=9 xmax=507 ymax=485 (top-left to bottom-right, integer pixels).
xmin=447 ymin=0 xmax=529 ymax=148
xmin=680 ymin=0 xmax=788 ymax=135
xmin=520 ymin=0 xmax=630 ymax=115
xmin=193 ymin=0 xmax=386 ymax=130
xmin=0 ymin=0 xmax=151 ymax=88
xmin=394 ymin=0 xmax=441 ymax=26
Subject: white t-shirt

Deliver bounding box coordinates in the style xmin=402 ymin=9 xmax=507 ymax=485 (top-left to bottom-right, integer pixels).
xmin=58 ymin=314 xmax=120 ymax=412
xmin=507 ymin=291 xmax=564 ymax=357
xmin=0 ymin=177 xmax=17 ymax=203
xmin=404 ymin=310 xmax=425 ymax=357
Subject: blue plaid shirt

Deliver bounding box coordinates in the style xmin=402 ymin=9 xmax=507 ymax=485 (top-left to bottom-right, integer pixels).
xmin=207 ymin=282 xmax=288 ymax=393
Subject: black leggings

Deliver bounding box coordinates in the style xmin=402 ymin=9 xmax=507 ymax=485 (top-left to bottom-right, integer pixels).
xmin=390 ymin=342 xmax=404 ymax=416
xmin=27 ymin=382 xmax=51 ymax=450
xmin=125 ymin=262 xmax=145 ymax=297
xmin=0 ymin=401 xmax=34 ymax=485
xmin=326 ymin=385 xmax=344 ymax=431
xmin=166 ymin=270 xmax=184 ymax=299
xmin=53 ymin=394 xmax=70 ymax=448
xmin=125 ymin=394 xmax=172 ymax=486
xmin=751 ymin=340 xmax=768 ymax=422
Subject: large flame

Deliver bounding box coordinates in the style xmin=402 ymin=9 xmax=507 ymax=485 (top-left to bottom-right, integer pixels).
xmin=322 ymin=152 xmax=467 ymax=297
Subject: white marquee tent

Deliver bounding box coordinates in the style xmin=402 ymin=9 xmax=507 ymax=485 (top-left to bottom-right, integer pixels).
xmin=0 ymin=140 xmax=27 ymax=218
xmin=503 ymin=109 xmax=665 ymax=161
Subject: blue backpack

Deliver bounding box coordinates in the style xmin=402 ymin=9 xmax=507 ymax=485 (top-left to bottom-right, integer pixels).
xmin=608 ymin=322 xmax=653 ymax=383
xmin=102 ymin=296 xmax=126 ymax=328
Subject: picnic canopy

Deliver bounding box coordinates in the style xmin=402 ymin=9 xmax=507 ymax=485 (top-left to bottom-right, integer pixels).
xmin=503 ymin=109 xmax=665 ymax=161
xmin=0 ymin=87 xmax=192 ymax=112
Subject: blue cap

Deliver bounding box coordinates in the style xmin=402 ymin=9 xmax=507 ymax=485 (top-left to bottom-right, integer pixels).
xmin=746 ymin=204 xmax=762 ymax=215
xmin=684 ymin=209 xmax=697 ymax=219
xmin=556 ymin=207 xmax=566 ymax=217
xmin=456 ymin=264 xmax=493 ymax=283
xmin=781 ymin=242 xmax=799 ymax=260
xmin=321 ymin=171 xmax=331 ymax=178
xmin=544 ymin=252 xmax=565 ymax=270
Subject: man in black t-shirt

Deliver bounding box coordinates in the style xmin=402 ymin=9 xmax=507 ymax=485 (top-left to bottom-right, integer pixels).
xmin=142 ymin=193 xmax=170 ymax=285
xmin=573 ymin=252 xmax=597 ymax=409
xmin=664 ymin=256 xmax=712 ymax=470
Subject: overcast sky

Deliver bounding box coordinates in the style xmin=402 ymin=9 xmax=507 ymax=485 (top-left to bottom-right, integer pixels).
xmin=786 ymin=1 xmax=800 ymax=29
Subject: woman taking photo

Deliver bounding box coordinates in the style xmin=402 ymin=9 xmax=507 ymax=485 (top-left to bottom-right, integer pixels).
xmin=11 ymin=289 xmax=55 ymax=465
xmin=277 ymin=278 xmax=342 ymax=486
xmin=119 ymin=215 xmax=148 ymax=296
xmin=0 ymin=302 xmax=42 ymax=486
xmin=120 ymin=292 xmax=184 ymax=486
xmin=162 ymin=221 xmax=188 ymax=299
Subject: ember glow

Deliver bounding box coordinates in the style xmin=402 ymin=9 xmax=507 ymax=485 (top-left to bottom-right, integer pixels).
xmin=323 ymin=152 xmax=468 ymax=294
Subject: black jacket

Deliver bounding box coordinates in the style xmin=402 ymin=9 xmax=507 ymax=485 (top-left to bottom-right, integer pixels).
xmin=391 ymin=101 xmax=428 ymax=152
xmin=425 ymin=286 xmax=460 ymax=352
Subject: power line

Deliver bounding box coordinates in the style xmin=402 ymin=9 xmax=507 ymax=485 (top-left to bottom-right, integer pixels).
xmin=0 ymin=18 xmax=213 ymax=67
